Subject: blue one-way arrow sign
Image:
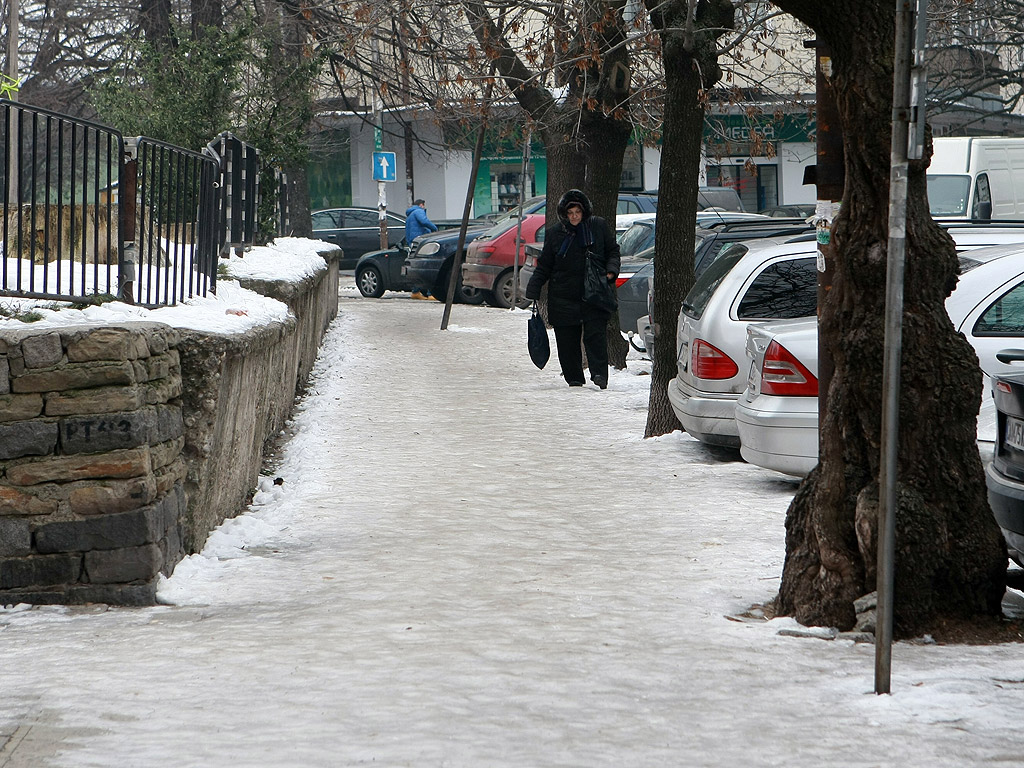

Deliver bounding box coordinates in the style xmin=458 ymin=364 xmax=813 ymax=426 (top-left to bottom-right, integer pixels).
xmin=372 ymin=151 xmax=397 ymax=182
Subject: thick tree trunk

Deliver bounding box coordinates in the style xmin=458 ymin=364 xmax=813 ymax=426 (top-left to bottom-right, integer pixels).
xmin=643 ymin=0 xmax=732 ymax=436
xmin=771 ymin=1 xmax=1006 ymax=637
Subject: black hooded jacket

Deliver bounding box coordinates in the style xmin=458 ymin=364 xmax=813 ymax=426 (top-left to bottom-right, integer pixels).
xmin=524 ymin=189 xmax=621 ymax=326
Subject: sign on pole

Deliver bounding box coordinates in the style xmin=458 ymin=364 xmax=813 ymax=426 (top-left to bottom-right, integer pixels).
xmin=372 ymin=151 xmax=397 ymax=183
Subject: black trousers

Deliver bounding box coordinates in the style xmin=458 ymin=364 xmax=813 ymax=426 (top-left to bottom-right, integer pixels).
xmin=553 ymin=316 xmax=608 ymax=385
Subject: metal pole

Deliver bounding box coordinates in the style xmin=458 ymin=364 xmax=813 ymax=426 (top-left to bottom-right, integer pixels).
xmin=876 ymin=0 xmax=918 ymax=695
xmin=373 ymin=38 xmax=387 ymax=250
xmin=511 ymin=128 xmax=532 ymax=309
xmin=6 ymin=0 xmax=19 ymax=205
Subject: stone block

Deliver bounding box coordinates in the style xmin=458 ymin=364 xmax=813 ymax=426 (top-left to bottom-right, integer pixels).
xmin=0 ymin=486 xmax=59 ymax=516
xmin=0 ymin=420 xmax=58 ymax=460
xmin=12 ymin=361 xmax=135 ymax=393
xmin=0 ymin=554 xmax=81 ymax=589
xmin=144 ymin=377 xmax=183 ymax=406
xmin=84 ymin=543 xmax=162 ymax=584
xmin=64 ymin=327 xmax=133 ymax=363
xmin=148 ymin=333 xmax=169 ymax=355
xmin=45 ymin=386 xmax=144 ymax=417
xmin=67 ymin=475 xmax=158 ymax=516
xmin=34 ymin=493 xmax=179 ymax=553
xmin=152 ymin=405 xmax=184 ymax=444
xmin=20 ymin=333 xmax=63 ymax=369
xmin=0 ymin=356 xmax=9 ymax=395
xmin=0 ymin=392 xmax=44 ymax=422
xmin=132 ymin=360 xmax=149 ymax=383
xmin=66 ymin=582 xmax=157 ymax=606
xmin=59 ymin=409 xmax=157 ymax=454
xmin=146 ymin=354 xmax=171 ymax=381
xmin=0 ymin=518 xmax=31 ymax=556
xmin=5 ymin=446 xmax=151 ymax=486
xmin=160 ymin=521 xmax=183 ymax=575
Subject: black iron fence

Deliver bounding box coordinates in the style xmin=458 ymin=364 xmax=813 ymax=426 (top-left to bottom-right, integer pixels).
xmin=1 ymin=99 xmax=283 ymax=308
xmin=2 ymin=100 xmax=125 ymax=301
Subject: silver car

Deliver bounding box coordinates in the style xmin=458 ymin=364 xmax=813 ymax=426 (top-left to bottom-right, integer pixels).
xmin=736 ymin=243 xmax=1024 ymax=477
xmin=667 ymin=238 xmax=819 ymax=446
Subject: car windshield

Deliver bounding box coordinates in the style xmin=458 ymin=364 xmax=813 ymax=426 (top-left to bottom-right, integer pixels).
xmin=682 ymin=243 xmax=749 ymax=319
xmin=928 ymin=175 xmax=971 ymax=217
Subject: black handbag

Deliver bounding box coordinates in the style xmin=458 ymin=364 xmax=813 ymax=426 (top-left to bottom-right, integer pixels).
xmin=527 ymin=303 xmax=550 ymax=369
xmin=583 ymin=251 xmax=617 ymax=313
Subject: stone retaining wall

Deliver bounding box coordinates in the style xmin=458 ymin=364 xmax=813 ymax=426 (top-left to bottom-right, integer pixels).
xmin=0 ymin=247 xmax=341 ymax=604
xmin=0 ymin=323 xmax=186 ymax=605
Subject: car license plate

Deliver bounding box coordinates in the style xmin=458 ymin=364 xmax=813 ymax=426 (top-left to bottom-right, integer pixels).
xmin=1007 ymin=416 xmax=1024 ymax=452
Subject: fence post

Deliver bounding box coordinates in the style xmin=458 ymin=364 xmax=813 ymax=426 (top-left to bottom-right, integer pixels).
xmin=118 ymin=138 xmax=138 ymax=304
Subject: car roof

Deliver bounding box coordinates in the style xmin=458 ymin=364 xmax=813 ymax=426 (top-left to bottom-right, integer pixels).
xmin=947 ymin=248 xmax=1024 ymax=325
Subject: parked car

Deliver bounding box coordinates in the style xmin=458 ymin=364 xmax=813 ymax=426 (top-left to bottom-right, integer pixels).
xmin=311 ymin=207 xmax=406 ymax=269
xmin=668 ymin=239 xmax=820 ymax=447
xmin=760 ymin=204 xmax=816 ymax=219
xmin=736 ymin=242 xmax=1024 ymax=477
xmin=403 ymin=196 xmax=553 ymax=300
xmin=987 ymin=366 xmax=1024 ymax=565
xmin=673 ymin=226 xmax=1024 ymax=451
xmin=617 ymin=220 xmax=816 ymax=349
xmin=461 ymin=214 xmax=544 ymax=309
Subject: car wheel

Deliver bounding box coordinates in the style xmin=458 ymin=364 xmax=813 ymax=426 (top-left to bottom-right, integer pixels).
xmin=492 ymin=270 xmax=531 ymax=309
xmin=436 ymin=264 xmax=488 ymax=305
xmin=356 ymin=264 xmax=385 ymax=298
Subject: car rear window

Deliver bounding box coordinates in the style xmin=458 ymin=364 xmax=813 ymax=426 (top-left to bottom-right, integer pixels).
xmin=682 ymin=243 xmax=749 ymax=319
xmin=619 ymin=223 xmax=655 ymax=259
xmin=736 ymin=257 xmax=818 ymax=319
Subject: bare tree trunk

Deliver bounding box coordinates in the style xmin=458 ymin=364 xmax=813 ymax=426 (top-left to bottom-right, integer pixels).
xmin=643 ymin=0 xmax=733 ymax=436
xmin=771 ymin=0 xmax=1006 ymax=637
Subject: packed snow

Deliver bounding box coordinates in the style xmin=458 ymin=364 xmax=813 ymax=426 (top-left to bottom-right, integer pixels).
xmin=1 ymin=260 xmax=1024 ymax=767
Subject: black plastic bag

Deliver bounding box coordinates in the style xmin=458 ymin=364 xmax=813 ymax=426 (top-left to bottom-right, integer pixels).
xmin=527 ymin=304 xmax=550 ymax=369
xmin=583 ymin=252 xmax=617 ymax=313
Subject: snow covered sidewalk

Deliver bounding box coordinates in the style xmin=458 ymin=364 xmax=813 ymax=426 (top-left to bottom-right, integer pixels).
xmin=2 ymin=284 xmax=1024 ymax=767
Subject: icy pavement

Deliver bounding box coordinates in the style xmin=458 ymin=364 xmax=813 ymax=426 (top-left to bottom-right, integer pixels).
xmin=3 ymin=282 xmax=1024 ymax=767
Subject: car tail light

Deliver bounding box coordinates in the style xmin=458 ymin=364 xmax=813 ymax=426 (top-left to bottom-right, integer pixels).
xmin=691 ymin=339 xmax=738 ymax=380
xmin=616 ymin=275 xmax=631 ymax=288
xmin=760 ymin=340 xmax=818 ymax=396
xmin=997 ymin=380 xmax=1013 ymax=395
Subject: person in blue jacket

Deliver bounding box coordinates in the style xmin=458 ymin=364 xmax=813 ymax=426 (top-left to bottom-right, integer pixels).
xmin=405 ymin=199 xmax=439 ymax=300
xmin=405 ymin=199 xmax=438 ymax=242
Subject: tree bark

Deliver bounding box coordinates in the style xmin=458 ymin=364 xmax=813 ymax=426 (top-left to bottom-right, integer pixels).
xmin=770 ymin=0 xmax=1006 ymax=636
xmin=643 ymin=0 xmax=733 ymax=436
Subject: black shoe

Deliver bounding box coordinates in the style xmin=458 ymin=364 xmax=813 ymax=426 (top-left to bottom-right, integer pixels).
xmin=567 ymin=380 xmax=585 ymax=387
xmin=593 ymin=375 xmax=608 ymax=389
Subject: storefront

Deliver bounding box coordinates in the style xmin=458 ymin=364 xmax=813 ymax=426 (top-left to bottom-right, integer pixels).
xmin=703 ymin=112 xmax=816 ymax=212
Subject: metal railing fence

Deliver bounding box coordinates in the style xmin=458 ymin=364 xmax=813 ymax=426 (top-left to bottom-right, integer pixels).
xmin=1 ymin=99 xmax=126 ymax=301
xmin=2 ymin=100 xmax=285 ymax=309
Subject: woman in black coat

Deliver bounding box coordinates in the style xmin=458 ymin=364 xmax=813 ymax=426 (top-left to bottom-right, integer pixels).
xmin=525 ymin=189 xmax=620 ymax=389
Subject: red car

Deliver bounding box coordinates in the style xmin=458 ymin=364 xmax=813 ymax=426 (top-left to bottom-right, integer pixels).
xmin=461 ymin=214 xmax=544 ymax=308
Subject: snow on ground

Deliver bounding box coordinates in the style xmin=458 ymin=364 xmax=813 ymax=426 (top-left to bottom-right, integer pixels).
xmin=1 ymin=274 xmax=1024 ymax=767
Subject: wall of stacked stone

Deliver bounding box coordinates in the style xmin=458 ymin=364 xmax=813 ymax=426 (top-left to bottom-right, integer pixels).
xmin=174 ymin=247 xmax=341 ymax=553
xmin=0 ymin=246 xmax=341 ymax=605
xmin=0 ymin=323 xmax=186 ymax=606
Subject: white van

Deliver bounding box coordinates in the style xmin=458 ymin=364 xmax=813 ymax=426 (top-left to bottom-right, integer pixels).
xmin=928 ymin=137 xmax=1024 ymax=220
